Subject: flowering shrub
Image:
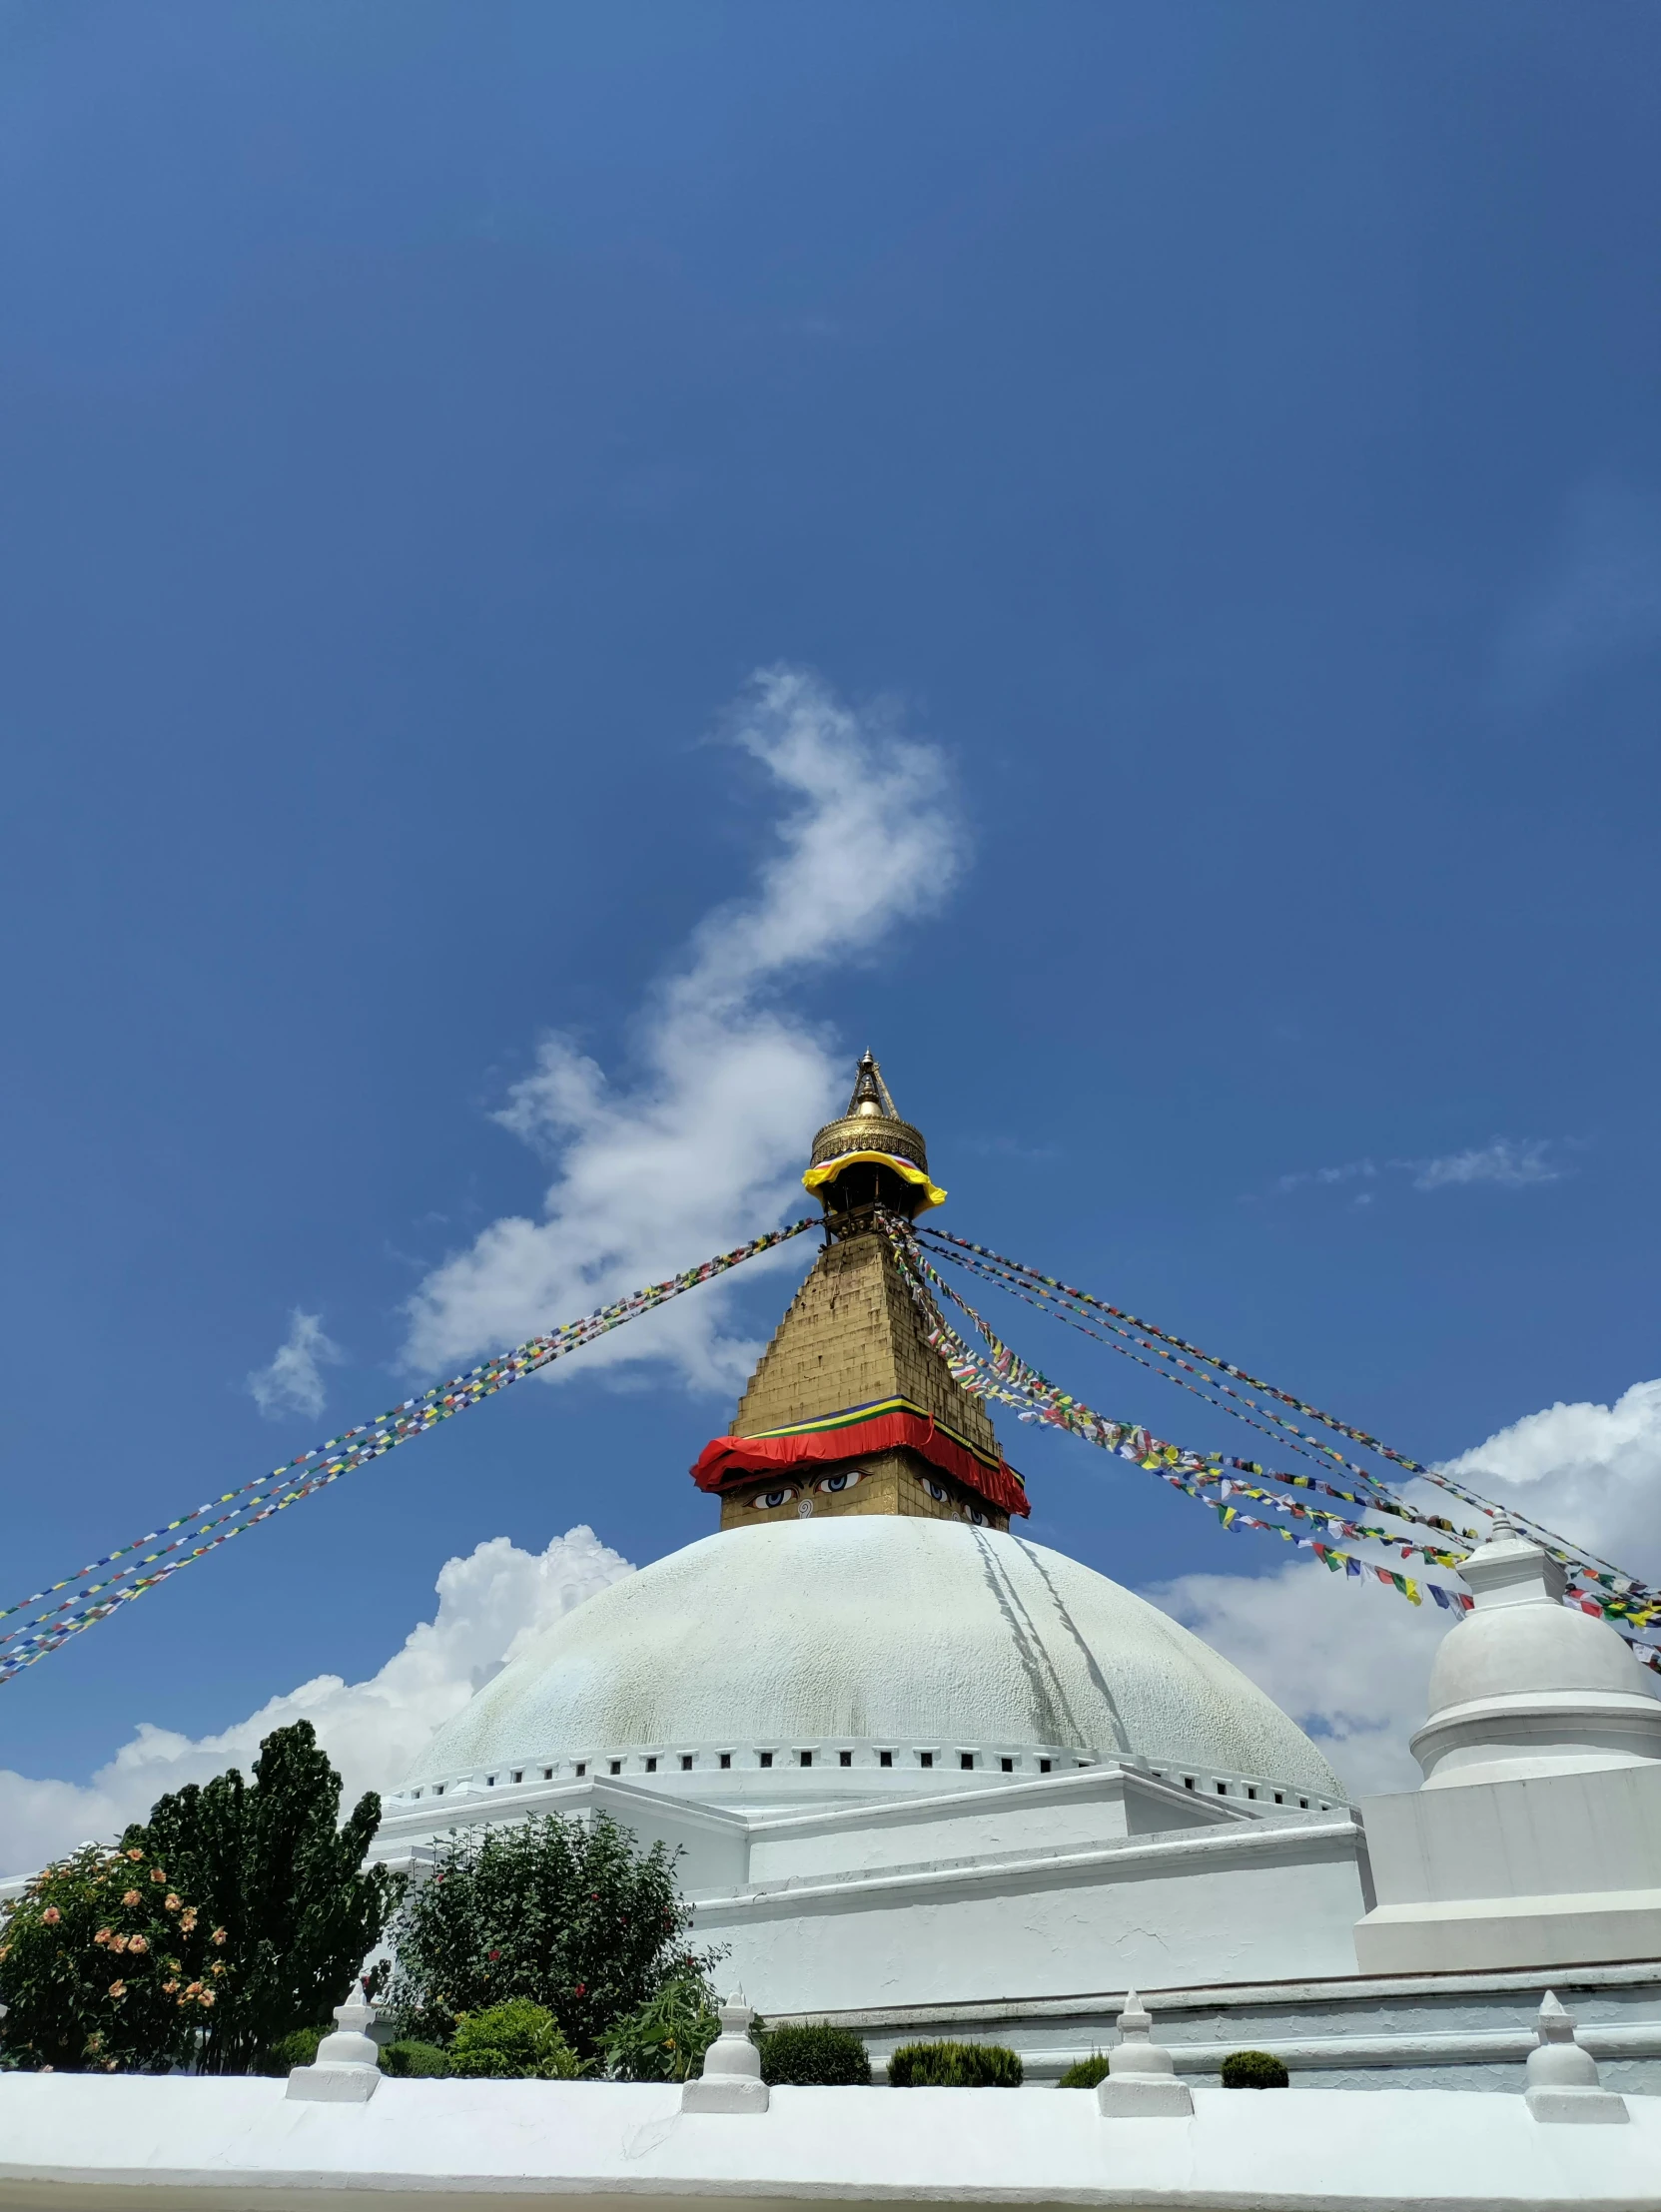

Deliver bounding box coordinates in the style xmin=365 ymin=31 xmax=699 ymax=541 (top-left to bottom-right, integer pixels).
xmin=389 ymin=1812 xmax=719 ymax=2060
xmin=0 ymin=1843 xmax=224 ymax=2073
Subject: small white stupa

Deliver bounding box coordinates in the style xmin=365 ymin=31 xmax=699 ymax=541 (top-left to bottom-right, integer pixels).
xmin=1356 ymin=1515 xmax=1661 ymax=1972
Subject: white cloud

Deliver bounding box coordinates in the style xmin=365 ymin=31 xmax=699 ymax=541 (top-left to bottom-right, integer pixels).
xmin=402 ymin=666 xmax=966 ymax=1396
xmin=1497 ymin=476 xmax=1661 ymax=709
xmin=247 ymin=1310 xmax=344 ymax=1419
xmin=0 ymin=1528 xmax=633 ymax=1881
xmin=1436 ymin=1378 xmax=1661 ymax=1586
xmin=1411 ymin=1138 xmax=1560 ymax=1191
xmin=1148 ymin=1558 xmax=1442 ymax=1797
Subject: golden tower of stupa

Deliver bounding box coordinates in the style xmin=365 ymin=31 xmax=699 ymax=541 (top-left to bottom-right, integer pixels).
xmin=690 ymin=1054 xmax=1028 ymax=1531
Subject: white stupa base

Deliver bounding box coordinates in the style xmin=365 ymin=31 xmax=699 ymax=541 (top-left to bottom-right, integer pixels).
xmin=286 ymin=2062 xmax=381 ymax=2103
xmin=1098 ymin=2075 xmax=1194 ymax=2116
xmin=1526 ymin=2084 xmax=1629 ymax=2124
xmin=681 ymin=2076 xmax=770 ymax=2112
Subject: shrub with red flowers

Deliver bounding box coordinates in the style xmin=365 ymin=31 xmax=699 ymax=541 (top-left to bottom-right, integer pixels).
xmin=388 ymin=1812 xmax=718 ymax=2060
xmin=0 ymin=1843 xmax=224 ymax=2073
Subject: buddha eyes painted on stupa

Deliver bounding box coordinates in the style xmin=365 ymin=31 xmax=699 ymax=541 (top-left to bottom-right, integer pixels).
xmin=753 ymin=1486 xmax=798 ymax=1511
xmin=817 ymin=1471 xmax=862 ymax=1495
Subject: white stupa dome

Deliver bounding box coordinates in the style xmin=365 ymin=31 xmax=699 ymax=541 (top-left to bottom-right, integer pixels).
xmin=1412 ymin=1520 xmax=1661 ymax=1789
xmin=400 ymin=1518 xmax=1344 ymax=1810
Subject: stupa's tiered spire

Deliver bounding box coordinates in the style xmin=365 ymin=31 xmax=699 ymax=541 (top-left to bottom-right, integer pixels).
xmin=800 ymin=1052 xmax=947 ymax=1228
xmin=689 ymin=1057 xmax=1028 ymax=1532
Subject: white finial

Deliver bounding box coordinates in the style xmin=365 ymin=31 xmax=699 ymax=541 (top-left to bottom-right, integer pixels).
xmin=1524 ymin=1990 xmax=1628 ymax=2124
xmin=1097 ymin=1990 xmax=1193 ymax=2119
xmin=682 ymin=1988 xmax=769 ymax=2113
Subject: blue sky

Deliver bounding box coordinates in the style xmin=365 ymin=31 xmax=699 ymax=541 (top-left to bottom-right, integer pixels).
xmin=4 ymin=2 xmax=1660 ymax=1849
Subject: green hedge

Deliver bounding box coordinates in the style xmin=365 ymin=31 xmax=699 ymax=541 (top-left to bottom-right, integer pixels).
xmin=1056 ymin=2051 xmax=1111 ymax=2088
xmin=265 ymin=2025 xmax=329 ymax=2074
xmin=759 ymin=2023 xmax=871 ymax=2086
xmin=887 ymin=2040 xmax=1024 ymax=2088
xmin=1220 ymin=2048 xmax=1288 ymax=2089
xmin=448 ymin=1999 xmax=582 ymax=2080
xmin=382 ymin=2039 xmax=452 ymax=2078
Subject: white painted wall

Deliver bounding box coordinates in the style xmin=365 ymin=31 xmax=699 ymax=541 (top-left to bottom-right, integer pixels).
xmin=0 ymin=2072 xmax=1656 ymax=2210
xmin=695 ymin=1817 xmax=1371 ymax=2011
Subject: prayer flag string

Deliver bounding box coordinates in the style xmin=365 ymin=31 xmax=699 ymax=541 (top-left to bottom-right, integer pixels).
xmin=0 ymin=1218 xmax=818 ymax=1688
xmin=916 ymin=1227 xmax=1655 ymax=1611
xmin=881 ymin=1217 xmax=1661 ymax=1665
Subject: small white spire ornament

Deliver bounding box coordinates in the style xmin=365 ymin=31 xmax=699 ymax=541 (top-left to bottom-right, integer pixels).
xmin=681 ymin=1990 xmax=769 ymax=2113
xmin=1524 ymin=1991 xmax=1628 ymax=2124
xmin=1097 ymin=1990 xmax=1193 ymax=2117
xmin=286 ymin=1988 xmax=384 ymax=2104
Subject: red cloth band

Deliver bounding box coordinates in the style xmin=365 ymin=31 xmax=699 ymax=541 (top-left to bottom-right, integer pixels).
xmin=691 ymin=1410 xmax=1030 ymax=1520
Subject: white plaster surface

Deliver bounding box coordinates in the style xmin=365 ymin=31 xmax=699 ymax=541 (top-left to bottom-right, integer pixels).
xmin=0 ymin=2074 xmax=1656 ymax=2210
xmin=399 ymin=1520 xmax=1344 ymax=1805
xmin=1356 ymin=1761 xmax=1661 ymax=1974
xmin=694 ymin=1813 xmax=1372 ymax=2009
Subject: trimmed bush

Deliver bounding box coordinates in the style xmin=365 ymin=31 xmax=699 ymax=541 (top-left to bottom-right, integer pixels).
xmin=759 ymin=2023 xmax=871 ymax=2086
xmin=265 ymin=2025 xmax=329 ymax=2074
xmin=1220 ymin=2048 xmax=1288 ymax=2089
xmin=887 ymin=2040 xmax=1024 ymax=2088
xmin=1057 ymin=2051 xmax=1111 ymax=2088
xmin=448 ymin=1999 xmax=581 ymax=2080
xmin=382 ymin=2038 xmax=452 ymax=2078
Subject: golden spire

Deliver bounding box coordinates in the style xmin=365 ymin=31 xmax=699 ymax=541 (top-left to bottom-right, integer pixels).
xmin=691 ymin=1052 xmax=1028 ymax=1532
xmin=801 ymin=1053 xmax=946 ymax=1226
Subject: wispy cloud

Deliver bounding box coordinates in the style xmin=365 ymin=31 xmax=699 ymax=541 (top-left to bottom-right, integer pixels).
xmin=1496 ymin=476 xmax=1661 ymax=712
xmin=0 ymin=1528 xmax=634 ymax=1878
xmin=1256 ymin=1138 xmax=1569 ymax=1205
xmin=246 ymin=1310 xmax=344 ymax=1420
xmin=402 ymin=666 xmax=967 ymax=1395
xmin=1273 ymin=1159 xmax=1378 ymax=1195
xmin=1410 ymin=1137 xmax=1560 ymax=1190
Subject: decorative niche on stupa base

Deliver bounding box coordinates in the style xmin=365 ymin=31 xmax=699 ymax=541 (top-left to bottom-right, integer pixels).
xmin=718 ymin=1447 xmax=1012 ymax=1534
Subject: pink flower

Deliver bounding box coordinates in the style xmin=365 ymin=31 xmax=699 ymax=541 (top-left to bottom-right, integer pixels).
xmin=108 ymin=1981 xmax=127 ymax=1999
xmin=121 ymin=1889 xmax=141 ymax=1907
xmin=41 ymin=1906 xmax=60 ymax=1924
xmin=128 ymin=1935 xmax=148 ymax=1955
xmin=125 ymin=1849 xmax=144 ymax=1863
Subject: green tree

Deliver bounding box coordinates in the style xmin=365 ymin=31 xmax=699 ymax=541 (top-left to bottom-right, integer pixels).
xmin=0 ymin=1842 xmax=224 ymax=2073
xmin=389 ymin=1811 xmax=716 ymax=2059
xmin=124 ymin=1720 xmax=400 ymax=2074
